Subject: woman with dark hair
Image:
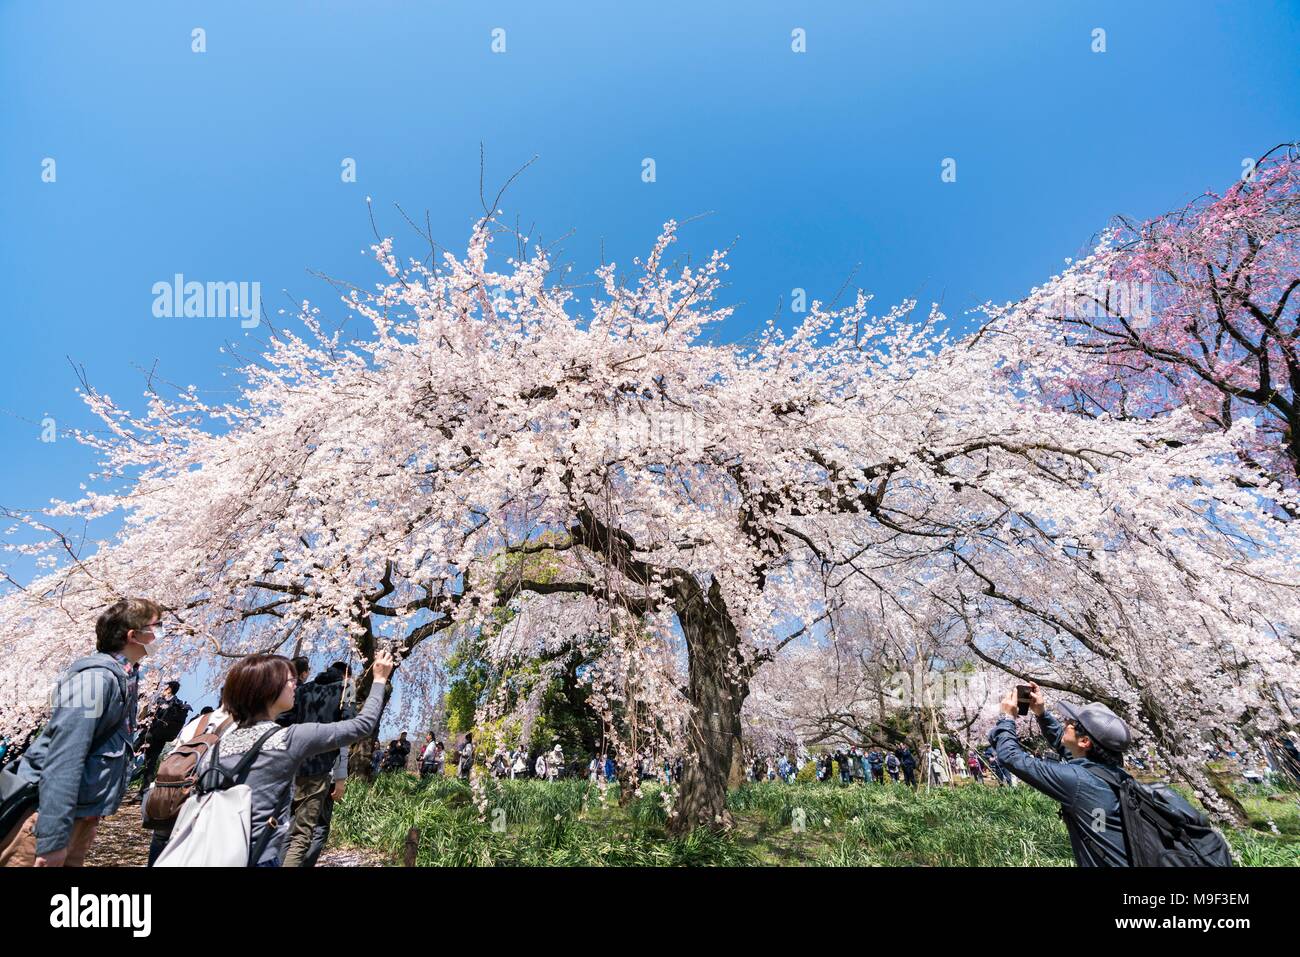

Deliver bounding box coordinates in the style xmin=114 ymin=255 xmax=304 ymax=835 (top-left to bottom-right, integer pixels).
xmin=183 ymin=648 xmax=395 ymax=867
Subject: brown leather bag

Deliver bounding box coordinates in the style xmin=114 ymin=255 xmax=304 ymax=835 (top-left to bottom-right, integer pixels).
xmin=143 ymin=712 xmax=234 ymax=828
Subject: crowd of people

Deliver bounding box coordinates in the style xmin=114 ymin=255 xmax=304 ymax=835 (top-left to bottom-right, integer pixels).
xmin=0 ymin=595 xmax=1274 ymax=868
xmin=754 ymin=743 xmax=1013 ymax=790
xmin=741 ymin=743 xmax=1016 ymax=789
xmin=0 ymin=598 xmax=396 ymax=868
xmin=367 ymin=735 xmax=692 ymax=786
xmin=371 ymin=734 xmax=1016 ymax=794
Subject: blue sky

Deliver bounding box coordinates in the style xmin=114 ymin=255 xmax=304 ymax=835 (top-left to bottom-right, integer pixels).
xmin=3 ymin=1 xmax=1298 ymax=715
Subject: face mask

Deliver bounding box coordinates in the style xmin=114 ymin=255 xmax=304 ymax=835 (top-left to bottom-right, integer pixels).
xmin=126 ymin=626 xmax=162 ymax=656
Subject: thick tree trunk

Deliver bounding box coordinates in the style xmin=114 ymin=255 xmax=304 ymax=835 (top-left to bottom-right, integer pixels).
xmin=347 ymin=644 xmax=382 ymax=780
xmin=670 ymin=578 xmax=746 ymax=834
xmin=726 ymin=715 xmax=747 ymax=790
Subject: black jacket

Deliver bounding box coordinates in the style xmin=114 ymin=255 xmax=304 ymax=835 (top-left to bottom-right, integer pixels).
xmin=284 ymin=669 xmax=354 ymax=778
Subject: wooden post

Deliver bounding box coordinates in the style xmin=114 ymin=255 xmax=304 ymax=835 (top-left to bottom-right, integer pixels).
xmin=403 ymin=826 xmax=419 ymax=867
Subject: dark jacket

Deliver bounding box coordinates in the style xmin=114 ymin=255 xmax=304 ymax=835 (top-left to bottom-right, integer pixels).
xmin=283 ymin=669 xmax=354 ymax=779
xmin=14 ymin=653 xmax=137 ymax=855
xmin=989 ymin=712 xmax=1128 ymax=867
xmin=145 ymin=694 xmax=191 ymax=745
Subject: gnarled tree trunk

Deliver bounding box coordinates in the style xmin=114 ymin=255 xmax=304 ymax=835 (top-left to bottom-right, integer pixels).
xmin=670 ymin=577 xmax=747 ymax=834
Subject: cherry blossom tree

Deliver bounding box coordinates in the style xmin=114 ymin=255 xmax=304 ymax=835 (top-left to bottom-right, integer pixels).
xmin=3 ymin=202 xmax=1297 ymax=830
xmin=1011 ymin=144 xmax=1299 ymax=489
xmin=744 ymin=604 xmax=1004 ymax=761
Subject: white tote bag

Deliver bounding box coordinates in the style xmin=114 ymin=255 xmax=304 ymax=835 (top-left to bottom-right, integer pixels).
xmin=153 ymin=784 xmax=253 ymax=867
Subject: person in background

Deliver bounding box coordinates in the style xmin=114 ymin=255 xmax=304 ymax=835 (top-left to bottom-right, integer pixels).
xmin=281 ymin=660 xmax=355 ymax=868
xmin=457 ymin=733 xmax=475 ymax=779
xmin=836 ymin=749 xmax=852 ymax=785
xmin=138 ymin=680 xmax=190 ymax=789
xmin=984 ymin=746 xmax=1010 ymax=785
xmin=885 ymin=751 xmax=901 ymax=783
xmin=1 ymin=597 xmax=162 ymax=867
xmin=868 ymin=748 xmax=885 ymax=784
xmin=275 ymin=658 xmax=312 ymax=732
xmin=384 ymin=732 xmax=411 ymax=773
xmin=896 ymin=745 xmax=918 ymax=788
xmin=929 ymin=746 xmax=949 ymax=786
xmin=420 ymin=738 xmax=444 ymax=778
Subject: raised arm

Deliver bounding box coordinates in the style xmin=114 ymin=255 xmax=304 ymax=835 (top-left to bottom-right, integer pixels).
xmin=988 ymin=718 xmax=1079 ymax=803
xmin=1037 ymin=711 xmax=1067 ymax=756
xmin=989 ymin=682 xmax=1085 ymax=804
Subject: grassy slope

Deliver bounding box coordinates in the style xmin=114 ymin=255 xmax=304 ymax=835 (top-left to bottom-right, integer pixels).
xmin=330 ymin=774 xmax=1300 ymax=867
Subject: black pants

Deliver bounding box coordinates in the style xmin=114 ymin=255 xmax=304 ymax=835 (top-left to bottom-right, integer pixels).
xmin=147 ymin=827 xmax=171 ymax=866
xmin=140 ymin=740 xmax=166 ymax=788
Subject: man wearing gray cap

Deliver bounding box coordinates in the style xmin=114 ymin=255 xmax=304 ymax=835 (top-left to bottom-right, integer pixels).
xmin=989 ymin=682 xmax=1133 ymax=867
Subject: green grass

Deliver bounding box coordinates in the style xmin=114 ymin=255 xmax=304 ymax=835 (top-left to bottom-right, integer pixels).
xmin=329 ymin=774 xmax=1300 ymax=867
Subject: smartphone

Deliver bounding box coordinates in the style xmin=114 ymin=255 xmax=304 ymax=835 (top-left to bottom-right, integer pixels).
xmin=1015 ymin=685 xmax=1033 ymax=716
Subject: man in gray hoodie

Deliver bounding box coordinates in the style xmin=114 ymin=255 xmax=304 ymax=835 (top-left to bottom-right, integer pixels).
xmin=1 ymin=597 xmax=162 ymax=867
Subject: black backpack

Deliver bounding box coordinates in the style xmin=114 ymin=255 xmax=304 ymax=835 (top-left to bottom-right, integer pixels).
xmin=290 ymin=675 xmax=349 ymax=778
xmin=152 ymin=698 xmax=191 ymax=742
xmin=1084 ymin=764 xmax=1234 ymax=867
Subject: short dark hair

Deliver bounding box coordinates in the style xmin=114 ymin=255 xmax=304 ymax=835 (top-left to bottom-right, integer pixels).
xmin=165 ymin=680 xmax=180 ymax=695
xmin=223 ymin=654 xmax=293 ymax=726
xmin=329 ymin=661 xmax=348 ymax=673
xmin=291 ymin=656 xmax=310 ymax=678
xmin=95 ymin=598 xmax=163 ymax=654
xmin=1084 ymin=739 xmax=1123 ymax=767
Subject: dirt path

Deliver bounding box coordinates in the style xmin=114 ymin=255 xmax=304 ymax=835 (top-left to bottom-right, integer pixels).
xmin=83 ymin=799 xmax=150 ymax=867
xmin=82 ymin=797 xmax=389 ymax=867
